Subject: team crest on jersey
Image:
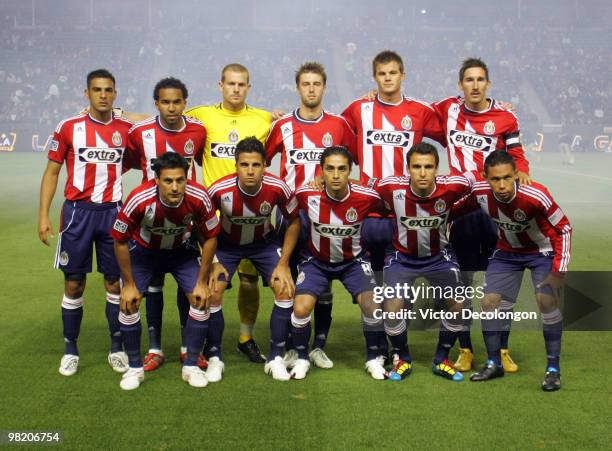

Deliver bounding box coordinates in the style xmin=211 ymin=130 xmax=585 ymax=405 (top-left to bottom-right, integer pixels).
xmin=401 ymin=115 xmax=412 ymax=130
xmin=259 ymin=201 xmax=272 ymax=215
xmin=322 ymin=132 xmax=333 ymax=147
xmin=484 ymin=120 xmax=496 ymax=136
xmin=184 ymin=139 xmax=194 ymax=155
xmin=59 ymin=251 xmax=69 ymax=266
xmin=513 ymin=208 xmax=526 ymax=221
xmin=296 ymin=271 xmax=305 ymax=285
xmin=434 ymin=199 xmax=447 ymax=213
xmin=112 ymin=131 xmax=123 ymax=146
xmin=228 ymin=129 xmax=239 ymax=143
xmin=345 ymin=207 xmax=358 ymax=222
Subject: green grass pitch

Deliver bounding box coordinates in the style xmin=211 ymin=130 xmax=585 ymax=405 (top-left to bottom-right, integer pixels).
xmin=0 ymin=151 xmax=611 ymax=450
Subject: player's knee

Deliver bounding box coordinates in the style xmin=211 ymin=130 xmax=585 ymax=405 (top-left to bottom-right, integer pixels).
xmin=64 ymin=273 xmax=86 ymax=298
xmin=209 ymin=292 xmax=224 ymax=308
xmin=103 ymin=275 xmax=120 ymax=294
xmin=536 ymin=293 xmax=558 ymax=313
xmin=481 ymin=294 xmax=501 ymax=312
xmin=293 ymin=299 xmax=313 ymax=318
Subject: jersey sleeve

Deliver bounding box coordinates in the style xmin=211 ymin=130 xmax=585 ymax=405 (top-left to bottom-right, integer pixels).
xmin=264 ymin=120 xmax=283 ymax=165
xmin=339 ymin=117 xmax=359 ymax=165
xmin=111 ymin=192 xmax=141 ymax=242
xmin=341 ymin=102 xmax=358 ymax=134
xmin=47 ymin=124 xmax=69 ymax=164
xmin=195 ymin=189 xmax=221 ymax=239
xmin=122 ymin=130 xmax=141 ymax=173
xmin=423 ymin=103 xmax=446 ymax=146
xmin=194 ymin=128 xmax=206 ymax=167
xmin=276 ymin=180 xmax=299 ymax=220
xmin=540 ymin=189 xmax=572 ymax=274
xmin=504 ymin=116 xmax=529 ymax=174
xmin=448 ymin=192 xmax=480 ymax=222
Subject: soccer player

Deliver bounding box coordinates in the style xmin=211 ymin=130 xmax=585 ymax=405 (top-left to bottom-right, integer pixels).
xmin=290 ymin=146 xmax=385 ymax=380
xmin=125 ymin=77 xmax=207 ymax=372
xmin=111 ymin=152 xmax=220 ymax=390
xmin=375 ymin=142 xmax=472 ymax=382
xmin=206 ymin=137 xmax=300 ymax=381
xmin=38 ymin=69 xmax=132 ymax=377
xmin=457 ymin=151 xmax=571 ymax=391
xmin=265 ymin=62 xmax=356 ymax=369
xmin=434 ymin=58 xmax=532 ymax=372
xmin=185 ymin=63 xmax=273 ymax=363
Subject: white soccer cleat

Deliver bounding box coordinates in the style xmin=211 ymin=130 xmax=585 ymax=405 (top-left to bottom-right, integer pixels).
xmin=59 ymin=354 xmax=79 ymax=376
xmin=205 ymin=357 xmax=225 ymax=383
xmin=365 ymin=356 xmax=387 ymax=380
xmin=108 ymin=351 xmax=129 ymax=373
xmin=309 ymin=348 xmax=334 ymax=369
xmin=182 ymin=365 xmax=209 ymax=388
xmin=290 ymin=358 xmax=311 ymax=380
xmin=264 ymin=356 xmax=291 ymax=381
xmin=120 ymin=367 xmax=144 ymax=390
xmin=282 ymin=349 xmax=299 ymax=369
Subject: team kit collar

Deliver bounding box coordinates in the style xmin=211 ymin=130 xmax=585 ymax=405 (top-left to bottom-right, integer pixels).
xmin=325 ymin=183 xmax=351 ymax=202
xmin=237 ymin=176 xmax=263 ymax=197
xmin=376 ymin=94 xmax=405 ymax=107
xmin=463 ymin=98 xmax=493 ymax=114
xmin=156 ymin=115 xmax=187 ymax=133
xmin=492 ymin=181 xmax=518 ymax=204
xmin=294 ymin=108 xmax=324 ymax=124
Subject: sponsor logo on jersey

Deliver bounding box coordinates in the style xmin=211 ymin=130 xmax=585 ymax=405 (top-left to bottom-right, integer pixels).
xmin=221 ymin=193 xmax=232 ymax=203
xmin=113 ymin=219 xmax=128 ymax=234
xmin=513 ymin=208 xmax=526 ymax=221
xmin=393 ymin=191 xmax=406 ymax=200
xmin=492 ymin=218 xmax=530 ymax=233
xmin=345 ymin=207 xmax=358 ymax=222
xmin=288 ymin=148 xmax=324 ymax=165
xmin=484 ymin=120 xmax=496 ymax=136
xmin=448 ymin=130 xmax=496 ymax=152
xmin=228 ymin=129 xmax=239 ymax=143
xmin=399 ymin=214 xmax=447 ymax=230
xmin=59 ymin=251 xmax=69 ymax=266
xmin=401 ymin=115 xmax=412 ymax=130
xmin=313 ymin=222 xmax=360 ymax=238
xmin=259 ymin=201 xmax=272 ymax=215
xmin=184 ymin=139 xmax=194 ymax=155
xmin=282 ymin=125 xmax=292 ymax=136
xmin=0 ymin=132 xmax=17 ymax=152
xmin=322 ymin=132 xmax=333 ymax=147
xmin=434 ymin=198 xmax=447 ymax=213
xmin=112 ymin=131 xmax=123 ymax=146
xmin=366 ymin=130 xmax=412 ymax=147
xmin=210 ymin=143 xmax=236 ymax=159
xmin=77 ymin=147 xmax=122 ymax=163
xmin=144 ymin=205 xmax=155 ymax=221
xmin=145 ymin=225 xmax=187 ymax=236
xmin=228 ymin=216 xmax=267 ymax=226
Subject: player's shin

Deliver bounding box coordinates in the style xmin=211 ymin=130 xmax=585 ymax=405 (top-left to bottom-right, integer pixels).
xmin=61 ymin=295 xmax=83 ymax=355
xmin=481 ymin=314 xmax=502 ymax=366
xmin=145 ymin=285 xmax=164 ymax=352
xmin=269 ymin=299 xmax=293 ymax=360
xmin=499 ymin=299 xmax=514 ymax=350
xmin=204 ymin=305 xmax=224 ymax=359
xmin=105 ymin=292 xmax=122 ymax=353
xmin=435 ymin=318 xmax=461 ymax=364
xmin=119 ymin=311 xmax=143 ymax=368
xmin=290 ymin=312 xmax=311 ymax=360
xmin=176 ymin=288 xmax=190 ymax=348
xmin=362 ymin=314 xmax=385 ymax=361
xmin=184 ymin=307 xmax=210 ymax=366
xmin=313 ymin=290 xmax=332 ymax=350
xmin=541 ymin=308 xmax=563 ymax=371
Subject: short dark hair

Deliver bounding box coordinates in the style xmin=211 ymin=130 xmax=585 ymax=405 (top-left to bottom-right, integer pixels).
xmin=235 ymin=137 xmax=265 ymax=162
xmin=221 ymin=63 xmax=250 ymax=83
xmin=153 ymin=77 xmax=188 ymax=101
xmin=320 ymin=146 xmax=353 ymax=169
xmin=295 ymin=62 xmax=327 ymax=85
xmin=152 ymin=152 xmax=190 ymax=178
xmin=459 ymin=57 xmax=489 ymax=82
xmin=372 ymin=50 xmax=404 ymax=77
xmin=407 ymin=142 xmax=439 ymax=167
xmin=86 ymin=69 xmax=115 ymax=88
xmin=484 ymin=150 xmax=516 ymax=173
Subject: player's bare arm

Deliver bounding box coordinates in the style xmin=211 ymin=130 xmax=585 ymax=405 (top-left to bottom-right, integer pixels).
xmin=192 ymin=236 xmax=217 ymax=309
xmin=38 ymin=160 xmax=62 ymax=245
xmin=113 ymin=240 xmax=142 ymax=314
xmin=271 ymin=216 xmax=300 ymax=298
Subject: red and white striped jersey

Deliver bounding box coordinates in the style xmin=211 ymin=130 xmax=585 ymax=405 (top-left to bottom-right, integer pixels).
xmin=47 ymin=113 xmax=132 ymax=203
xmin=208 ymin=172 xmax=298 ymax=245
xmin=295 ymin=184 xmax=384 ymax=263
xmin=125 ymin=116 xmax=206 ymax=182
xmin=341 ymin=96 xmax=444 ymax=182
xmin=375 ymin=175 xmax=472 ymax=258
xmin=112 ymin=179 xmax=220 ymax=250
xmin=265 ymin=110 xmax=357 ymax=191
xmin=433 ymin=97 xmax=529 ymax=175
xmin=468 ymin=181 xmax=571 ymax=273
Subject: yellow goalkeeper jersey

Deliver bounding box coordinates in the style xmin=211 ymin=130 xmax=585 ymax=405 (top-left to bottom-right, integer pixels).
xmin=185 ymin=103 xmax=271 ymax=187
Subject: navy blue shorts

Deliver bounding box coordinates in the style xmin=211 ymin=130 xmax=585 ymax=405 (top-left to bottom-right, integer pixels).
xmin=216 ymin=237 xmax=282 ymax=285
xmin=484 ymin=249 xmax=554 ymax=300
xmin=295 ymin=253 xmax=376 ymax=302
xmin=130 ymin=242 xmax=201 ymax=295
xmin=362 ymin=217 xmax=394 ymax=272
xmin=276 ymin=209 xmax=309 ymax=278
xmin=383 ymin=248 xmax=462 ymax=290
xmin=54 ymin=200 xmax=121 ymax=276
xmin=450 ymin=209 xmax=498 ymax=271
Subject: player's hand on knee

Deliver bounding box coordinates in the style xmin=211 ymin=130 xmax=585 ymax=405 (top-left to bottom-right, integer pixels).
xmin=271 ymin=263 xmax=295 ymax=299
xmin=481 ymin=294 xmax=501 ymax=312
xmin=537 ymin=273 xmax=564 ymax=300
xmin=38 ymin=217 xmax=54 ymax=246
xmin=208 ymin=263 xmax=229 ymax=293
xmin=120 ymin=284 xmax=142 ymax=314
xmin=192 ymin=281 xmax=211 ymax=310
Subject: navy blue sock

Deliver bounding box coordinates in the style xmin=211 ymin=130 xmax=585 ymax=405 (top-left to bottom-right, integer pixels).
xmin=269 ymin=302 xmax=292 ymax=360
xmin=105 ymin=295 xmax=122 ymax=353
xmin=458 ymin=329 xmax=473 ymax=351
xmin=185 ymin=309 xmax=209 ymax=366
xmin=313 ymin=298 xmax=332 ymax=350
xmin=290 ymin=313 xmax=311 ymax=360
xmin=385 ymin=320 xmax=411 ymax=362
xmin=119 ymin=313 xmax=143 ymax=368
xmin=542 ymin=310 xmax=563 ymax=371
xmin=176 ymin=288 xmax=190 ymax=347
xmin=434 ymin=324 xmax=458 ymax=364
xmin=364 ymin=329 xmax=386 ymax=361
xmin=481 ymin=315 xmax=502 ymax=365
xmin=204 ymin=306 xmax=224 ymax=359
xmin=61 ymin=299 xmax=83 ymax=356
xmin=145 ymin=288 xmax=163 ymax=351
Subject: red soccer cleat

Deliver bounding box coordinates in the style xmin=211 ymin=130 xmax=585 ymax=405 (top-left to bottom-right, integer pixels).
xmin=143 ymin=351 xmax=166 ymax=372
xmin=179 ymin=351 xmax=208 ymax=370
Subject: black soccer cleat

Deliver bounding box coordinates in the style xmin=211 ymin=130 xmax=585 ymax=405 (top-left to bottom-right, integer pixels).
xmin=237 ymin=339 xmax=266 ymax=363
xmin=470 ymin=360 xmax=505 ymax=382
xmin=542 ymin=368 xmax=561 ymax=392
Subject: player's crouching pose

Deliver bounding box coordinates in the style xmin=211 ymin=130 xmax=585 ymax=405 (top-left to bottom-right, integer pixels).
xmin=111 ymin=152 xmax=220 ymax=390
xmin=291 ymin=146 xmax=384 ymax=380
xmin=456 ymin=151 xmax=572 ymax=391
xmin=207 ymin=137 xmax=300 ymax=381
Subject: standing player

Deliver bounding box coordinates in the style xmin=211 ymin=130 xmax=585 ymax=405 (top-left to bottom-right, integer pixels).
xmin=458 ymin=151 xmax=571 ymax=391
xmin=375 ymin=142 xmax=471 ymax=382
xmin=38 ymin=69 xmax=133 ymax=376
xmin=434 ymin=58 xmax=531 ymax=372
xmin=125 ymin=77 xmax=207 ymax=372
xmin=265 ymin=62 xmax=356 ymax=369
xmin=207 ymin=137 xmax=300 ymax=381
xmin=111 ymin=152 xmax=220 ymax=390
xmin=290 ymin=146 xmax=385 ymax=380
xmin=185 ymin=64 xmax=272 ymax=363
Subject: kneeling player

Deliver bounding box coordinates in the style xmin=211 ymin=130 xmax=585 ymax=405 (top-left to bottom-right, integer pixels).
xmin=291 ymin=146 xmax=384 ymax=380
xmin=457 ymin=151 xmax=571 ymax=391
xmin=111 ymin=152 xmax=220 ymax=390
xmin=207 ymin=137 xmax=300 ymax=382
xmin=376 ymin=143 xmax=471 ymax=381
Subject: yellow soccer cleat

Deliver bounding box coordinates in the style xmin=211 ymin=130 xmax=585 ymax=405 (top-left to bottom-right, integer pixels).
xmin=501 ymin=349 xmax=518 ymax=373
xmin=453 ymin=348 xmax=473 ymax=372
